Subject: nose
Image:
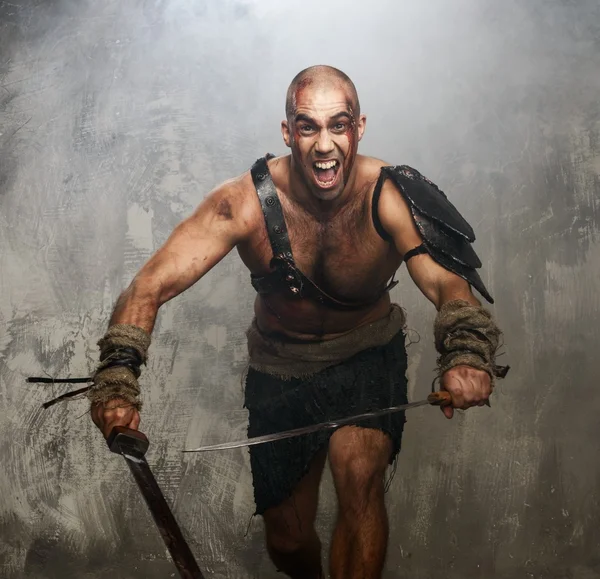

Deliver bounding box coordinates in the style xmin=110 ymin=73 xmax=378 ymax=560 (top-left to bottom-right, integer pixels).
xmin=315 ymin=129 xmax=334 ymax=155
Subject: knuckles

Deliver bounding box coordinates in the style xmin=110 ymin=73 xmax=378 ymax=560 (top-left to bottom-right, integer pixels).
xmin=443 ymin=365 xmax=492 ymax=409
xmin=91 ymin=400 xmax=136 ymax=426
xmin=448 ymin=365 xmax=489 ymax=380
xmin=103 ymin=407 xmax=130 ymax=420
xmin=445 ymin=366 xmax=490 ymax=387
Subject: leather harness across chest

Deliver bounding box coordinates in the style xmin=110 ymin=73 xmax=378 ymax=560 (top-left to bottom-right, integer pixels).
xmin=249 ymin=155 xmax=398 ymax=311
xmin=249 ymin=154 xmax=494 ymax=310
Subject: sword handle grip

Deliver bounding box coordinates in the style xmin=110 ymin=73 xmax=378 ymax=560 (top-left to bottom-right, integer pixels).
xmin=427 ymin=391 xmax=452 ymax=406
xmin=107 ymin=426 xmax=150 ymax=455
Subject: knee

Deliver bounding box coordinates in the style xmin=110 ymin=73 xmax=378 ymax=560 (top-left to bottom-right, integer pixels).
xmin=331 ymin=453 xmax=386 ymax=494
xmin=329 ymin=442 xmax=390 ymax=508
xmin=266 ymin=526 xmax=312 ymax=555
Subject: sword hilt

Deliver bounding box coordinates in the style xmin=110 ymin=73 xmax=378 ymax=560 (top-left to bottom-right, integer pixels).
xmin=427 ymin=390 xmax=491 ymax=408
xmin=107 ymin=426 xmax=150 ymax=455
xmin=427 ymin=391 xmax=452 ymax=406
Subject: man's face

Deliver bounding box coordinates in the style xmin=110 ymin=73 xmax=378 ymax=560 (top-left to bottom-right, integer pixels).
xmin=281 ymin=83 xmax=366 ymax=202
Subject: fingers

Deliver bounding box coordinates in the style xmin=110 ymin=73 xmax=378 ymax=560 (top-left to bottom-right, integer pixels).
xmin=442 ymin=373 xmax=467 ymax=409
xmin=103 ymin=410 xmax=139 ymax=438
xmin=440 ymin=366 xmax=492 ymax=419
xmin=90 ymin=398 xmax=140 ymax=439
xmin=128 ymin=410 xmax=141 ymax=431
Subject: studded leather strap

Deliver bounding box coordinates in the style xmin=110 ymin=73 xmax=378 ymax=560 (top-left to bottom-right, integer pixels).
xmin=250 ymin=155 xmax=293 ymax=260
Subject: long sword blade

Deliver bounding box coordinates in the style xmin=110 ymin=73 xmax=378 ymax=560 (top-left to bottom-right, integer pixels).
xmin=108 ymin=427 xmax=205 ymax=579
xmin=183 ymin=391 xmax=451 ymax=453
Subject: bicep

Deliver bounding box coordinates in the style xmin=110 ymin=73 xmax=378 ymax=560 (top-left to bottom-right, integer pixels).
xmin=377 ymin=180 xmax=476 ymax=307
xmin=137 ymin=182 xmax=251 ymax=305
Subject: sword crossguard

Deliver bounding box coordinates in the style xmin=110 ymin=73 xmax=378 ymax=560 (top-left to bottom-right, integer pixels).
xmin=107 ymin=426 xmax=150 ymax=456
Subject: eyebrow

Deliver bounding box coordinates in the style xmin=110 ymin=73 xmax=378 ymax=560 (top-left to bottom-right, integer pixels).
xmin=294 ymin=113 xmax=316 ymax=124
xmin=294 ymin=112 xmax=352 ymax=124
xmin=330 ymin=112 xmax=352 ymax=122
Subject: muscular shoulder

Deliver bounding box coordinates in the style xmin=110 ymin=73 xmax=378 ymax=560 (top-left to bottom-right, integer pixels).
xmin=189 ymin=170 xmax=263 ymax=244
xmin=208 ymin=154 xmax=293 ymax=240
xmin=355 ymin=155 xmax=390 ymax=185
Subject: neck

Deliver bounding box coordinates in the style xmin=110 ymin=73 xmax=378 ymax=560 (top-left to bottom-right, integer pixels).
xmin=285 ymin=155 xmax=359 ymax=220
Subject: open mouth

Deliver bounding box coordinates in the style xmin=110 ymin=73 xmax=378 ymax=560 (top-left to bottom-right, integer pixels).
xmin=312 ymin=160 xmax=340 ymax=188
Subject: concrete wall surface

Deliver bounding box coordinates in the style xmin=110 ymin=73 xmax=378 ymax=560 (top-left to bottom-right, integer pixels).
xmin=1 ymin=0 xmax=599 ymax=577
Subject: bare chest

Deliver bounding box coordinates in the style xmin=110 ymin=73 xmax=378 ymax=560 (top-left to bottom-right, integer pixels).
xmin=242 ymin=193 xmax=400 ymax=303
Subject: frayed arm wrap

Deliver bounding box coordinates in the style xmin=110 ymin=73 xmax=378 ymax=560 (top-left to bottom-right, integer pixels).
xmin=434 ymin=300 xmax=509 ymax=386
xmin=87 ymin=324 xmax=151 ymax=408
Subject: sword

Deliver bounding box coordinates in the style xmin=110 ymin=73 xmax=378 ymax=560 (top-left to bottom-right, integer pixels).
xmin=107 ymin=426 xmax=205 ymax=579
xmin=183 ymin=391 xmax=452 ymax=453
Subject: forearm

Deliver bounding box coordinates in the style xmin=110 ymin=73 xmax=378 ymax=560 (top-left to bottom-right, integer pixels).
xmin=406 ymin=255 xmax=481 ymax=311
xmin=90 ymin=276 xmax=159 ymax=409
xmin=89 ymin=180 xmax=249 ymax=422
xmin=435 ymin=276 xmax=480 ymax=310
xmin=109 ymin=275 xmax=162 ymax=334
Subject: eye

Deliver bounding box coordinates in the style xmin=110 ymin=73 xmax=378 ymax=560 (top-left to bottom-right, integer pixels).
xmin=333 ymin=123 xmax=347 ymax=132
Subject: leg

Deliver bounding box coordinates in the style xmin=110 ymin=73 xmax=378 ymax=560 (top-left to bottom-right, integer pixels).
xmin=263 ymin=447 xmax=327 ymax=579
xmin=328 ymin=426 xmax=393 ymax=579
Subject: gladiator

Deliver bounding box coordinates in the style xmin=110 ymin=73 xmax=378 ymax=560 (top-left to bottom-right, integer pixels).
xmin=89 ymin=65 xmax=507 ymax=578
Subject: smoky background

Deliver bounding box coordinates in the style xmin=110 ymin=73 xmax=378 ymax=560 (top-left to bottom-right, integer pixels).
xmin=1 ymin=1 xmax=599 ymax=577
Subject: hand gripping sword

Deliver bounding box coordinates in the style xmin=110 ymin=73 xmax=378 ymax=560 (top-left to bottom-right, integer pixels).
xmin=183 ymin=390 xmax=452 ymax=453
xmin=107 ymin=426 xmax=205 ymax=579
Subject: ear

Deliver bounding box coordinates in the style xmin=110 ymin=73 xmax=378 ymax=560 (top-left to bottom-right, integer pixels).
xmin=357 ymin=114 xmax=367 ymax=142
xmin=281 ymin=120 xmax=292 ymax=148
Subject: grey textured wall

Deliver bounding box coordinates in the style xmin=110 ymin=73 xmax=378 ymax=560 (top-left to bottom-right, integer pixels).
xmin=1 ymin=0 xmax=599 ymax=577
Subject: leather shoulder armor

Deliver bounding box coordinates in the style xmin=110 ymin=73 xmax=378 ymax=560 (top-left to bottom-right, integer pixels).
xmin=382 ymin=165 xmax=494 ymax=304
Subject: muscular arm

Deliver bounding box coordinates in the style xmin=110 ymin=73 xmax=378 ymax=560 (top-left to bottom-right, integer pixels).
xmin=109 ymin=176 xmax=253 ymax=333
xmin=377 ymin=178 xmax=480 ymax=309
xmin=377 ymin=177 xmax=495 ymax=418
xmin=91 ymin=175 xmax=256 ymax=437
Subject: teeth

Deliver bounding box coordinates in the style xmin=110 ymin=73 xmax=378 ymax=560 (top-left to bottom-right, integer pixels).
xmin=316 ymin=176 xmax=336 ymax=186
xmin=315 ymin=160 xmax=337 ymax=169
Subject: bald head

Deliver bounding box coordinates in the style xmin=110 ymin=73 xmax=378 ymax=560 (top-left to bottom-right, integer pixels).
xmin=285 ymin=65 xmax=360 ymax=120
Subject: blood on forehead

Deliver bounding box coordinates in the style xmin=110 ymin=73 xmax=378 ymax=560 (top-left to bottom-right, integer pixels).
xmin=290 ymin=78 xmax=358 ymax=122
